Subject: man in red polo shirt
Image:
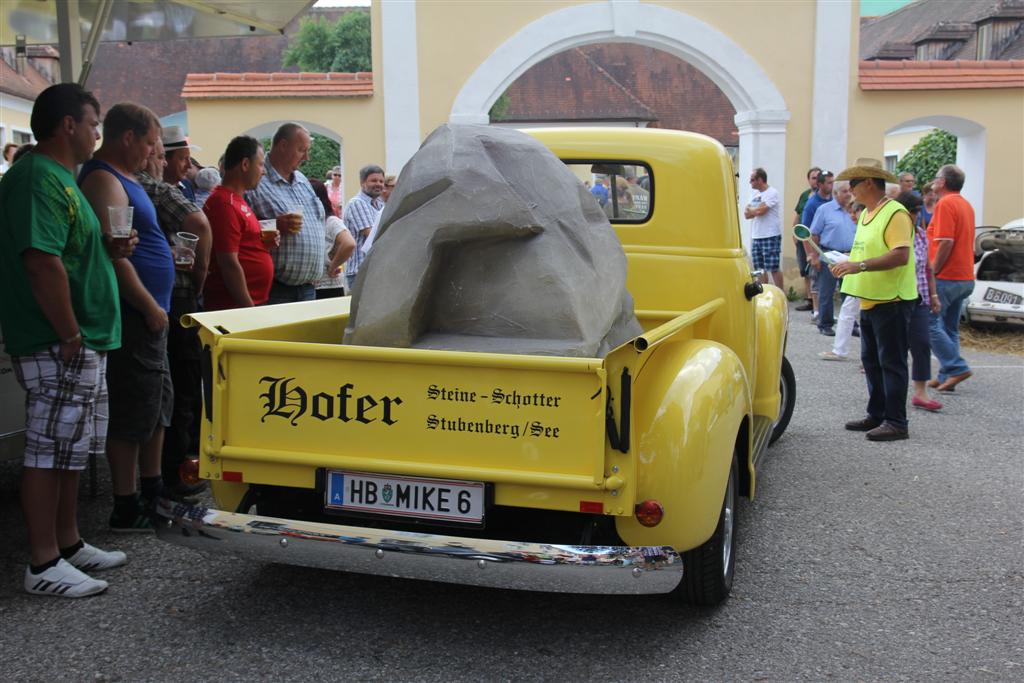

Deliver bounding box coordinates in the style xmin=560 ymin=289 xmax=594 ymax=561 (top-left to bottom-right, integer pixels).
xmin=927 ymin=164 xmax=975 ymax=392
xmin=203 ymin=136 xmax=276 ymax=310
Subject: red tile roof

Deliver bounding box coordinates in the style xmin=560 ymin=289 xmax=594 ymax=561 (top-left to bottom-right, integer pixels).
xmin=859 ymin=59 xmax=1024 ymax=89
xmin=182 ymin=72 xmax=373 ymax=99
xmin=0 ymin=57 xmax=52 ymax=101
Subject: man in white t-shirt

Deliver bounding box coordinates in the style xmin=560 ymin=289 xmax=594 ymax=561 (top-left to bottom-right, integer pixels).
xmin=744 ymin=167 xmax=783 ymax=288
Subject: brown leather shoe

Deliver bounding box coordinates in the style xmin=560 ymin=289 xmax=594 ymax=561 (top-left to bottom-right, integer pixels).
xmin=937 ymin=371 xmax=972 ymax=392
xmin=845 ymin=417 xmax=882 ymax=432
xmin=926 ymin=379 xmax=941 ymax=389
xmin=866 ymin=423 xmax=909 ymax=441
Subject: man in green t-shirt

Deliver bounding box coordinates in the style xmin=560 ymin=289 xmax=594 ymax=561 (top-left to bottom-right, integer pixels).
xmin=0 ymin=83 xmax=134 ymax=598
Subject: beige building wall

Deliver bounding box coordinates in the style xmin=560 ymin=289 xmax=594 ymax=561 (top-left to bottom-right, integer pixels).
xmin=185 ymin=13 xmax=386 ymax=203
xmin=185 ymin=97 xmax=385 ymax=202
xmin=0 ymin=97 xmax=34 ymax=150
xmin=847 ymin=87 xmax=1024 ymax=226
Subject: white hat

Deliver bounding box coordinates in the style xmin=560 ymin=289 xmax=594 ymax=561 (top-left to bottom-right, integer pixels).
xmin=162 ymin=125 xmax=201 ymax=152
xmin=195 ymin=167 xmax=220 ymax=190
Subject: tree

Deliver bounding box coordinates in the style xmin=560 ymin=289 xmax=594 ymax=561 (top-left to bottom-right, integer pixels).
xmin=489 ymin=93 xmax=511 ymax=122
xmin=895 ymin=129 xmax=957 ymax=191
xmin=260 ymin=133 xmax=340 ymax=182
xmin=282 ymin=12 xmax=371 ymax=73
xmin=329 ymin=12 xmax=372 ymax=73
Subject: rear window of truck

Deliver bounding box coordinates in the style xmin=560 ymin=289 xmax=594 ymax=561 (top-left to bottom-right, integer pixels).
xmin=564 ymin=161 xmax=653 ymax=223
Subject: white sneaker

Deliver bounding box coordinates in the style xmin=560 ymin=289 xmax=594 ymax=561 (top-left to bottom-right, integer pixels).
xmin=24 ymin=559 xmax=108 ymax=598
xmin=66 ymin=542 xmax=128 ymax=572
xmin=819 ymin=351 xmax=850 ymax=361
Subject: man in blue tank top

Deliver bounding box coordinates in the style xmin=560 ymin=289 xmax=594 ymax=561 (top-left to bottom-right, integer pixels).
xmin=79 ymin=103 xmax=177 ymax=533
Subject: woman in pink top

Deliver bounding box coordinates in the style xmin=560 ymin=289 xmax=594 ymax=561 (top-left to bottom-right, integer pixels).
xmin=327 ymin=166 xmax=343 ymax=218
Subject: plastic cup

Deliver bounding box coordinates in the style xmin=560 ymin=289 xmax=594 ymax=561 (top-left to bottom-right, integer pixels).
xmin=108 ymin=206 xmax=133 ymax=239
xmin=259 ymin=219 xmax=278 ymax=246
xmin=173 ymin=231 xmax=199 ymax=267
xmin=286 ymin=208 xmax=303 ymax=234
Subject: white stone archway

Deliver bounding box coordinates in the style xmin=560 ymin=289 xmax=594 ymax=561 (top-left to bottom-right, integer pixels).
xmin=447 ymin=0 xmax=790 ymax=246
xmin=885 ymin=116 xmax=987 ymax=222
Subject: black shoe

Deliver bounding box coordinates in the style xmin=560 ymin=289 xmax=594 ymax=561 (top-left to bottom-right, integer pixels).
xmin=866 ymin=423 xmax=909 ymax=442
xmin=845 ymin=417 xmax=882 ymax=432
xmin=819 ymin=327 xmax=835 ymax=337
xmin=795 ymin=301 xmax=813 ymax=312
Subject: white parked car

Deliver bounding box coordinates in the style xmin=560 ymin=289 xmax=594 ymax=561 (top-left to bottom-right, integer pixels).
xmin=964 ymin=218 xmax=1024 ymax=328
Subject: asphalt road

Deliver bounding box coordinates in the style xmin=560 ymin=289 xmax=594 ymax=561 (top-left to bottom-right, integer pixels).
xmin=1 ymin=304 xmax=1021 ymax=682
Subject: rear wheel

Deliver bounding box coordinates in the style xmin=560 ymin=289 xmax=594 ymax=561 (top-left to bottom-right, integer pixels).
xmin=770 ymin=355 xmax=796 ymax=445
xmin=677 ymin=455 xmax=737 ymax=606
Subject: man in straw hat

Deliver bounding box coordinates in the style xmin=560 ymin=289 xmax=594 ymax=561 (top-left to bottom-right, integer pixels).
xmin=829 ymin=158 xmax=919 ymax=442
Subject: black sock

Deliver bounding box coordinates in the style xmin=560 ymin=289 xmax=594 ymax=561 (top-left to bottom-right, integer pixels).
xmin=30 ymin=556 xmax=61 ymax=575
xmin=59 ymin=539 xmax=85 ymax=559
xmin=140 ymin=476 xmax=163 ymax=500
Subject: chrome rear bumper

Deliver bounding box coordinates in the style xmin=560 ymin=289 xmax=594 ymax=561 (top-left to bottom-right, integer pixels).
xmin=153 ymin=500 xmax=683 ymax=595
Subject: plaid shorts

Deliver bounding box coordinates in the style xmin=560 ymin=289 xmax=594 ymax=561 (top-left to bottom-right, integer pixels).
xmin=751 ymin=235 xmax=782 ymax=272
xmin=13 ymin=346 xmax=108 ymax=470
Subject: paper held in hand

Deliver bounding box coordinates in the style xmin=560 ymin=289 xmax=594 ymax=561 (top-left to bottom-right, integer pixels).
xmin=822 ymin=251 xmax=848 ymax=265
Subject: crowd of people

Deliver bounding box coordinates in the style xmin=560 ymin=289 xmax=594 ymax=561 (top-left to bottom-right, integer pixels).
xmin=746 ymin=156 xmax=977 ymax=443
xmin=0 ymin=84 xmax=396 ymax=598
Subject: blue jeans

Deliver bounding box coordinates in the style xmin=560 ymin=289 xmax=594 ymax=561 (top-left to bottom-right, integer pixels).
xmin=908 ymin=301 xmax=932 ymax=382
xmin=345 ymin=273 xmax=358 ymax=292
xmin=267 ymin=280 xmax=316 ymax=305
xmin=860 ymin=299 xmax=914 ymax=429
xmin=816 ymin=264 xmax=838 ymax=330
xmin=929 ymin=279 xmax=974 ymax=382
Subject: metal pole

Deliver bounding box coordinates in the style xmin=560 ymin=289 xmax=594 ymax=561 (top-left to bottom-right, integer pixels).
xmin=55 ymin=0 xmax=83 ymax=84
xmin=79 ymin=0 xmax=115 ymax=86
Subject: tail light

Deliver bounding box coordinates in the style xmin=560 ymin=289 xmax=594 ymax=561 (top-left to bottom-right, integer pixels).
xmin=178 ymin=458 xmax=201 ymax=485
xmin=635 ymin=499 xmax=664 ymax=527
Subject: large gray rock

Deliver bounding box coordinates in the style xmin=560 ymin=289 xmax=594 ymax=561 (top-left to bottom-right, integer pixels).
xmin=343 ymin=124 xmax=641 ymax=357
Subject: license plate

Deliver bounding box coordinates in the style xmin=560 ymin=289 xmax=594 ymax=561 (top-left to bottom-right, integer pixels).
xmin=983 ymin=287 xmax=1023 ymax=306
xmin=325 ymin=471 xmax=485 ymax=523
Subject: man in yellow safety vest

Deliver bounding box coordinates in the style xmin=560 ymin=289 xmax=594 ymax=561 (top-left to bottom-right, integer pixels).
xmin=830 ymin=158 xmax=919 ymax=442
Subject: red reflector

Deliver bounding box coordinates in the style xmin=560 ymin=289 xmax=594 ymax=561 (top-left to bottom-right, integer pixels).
xmin=635 ymin=500 xmax=664 ymax=527
xmin=580 ymin=501 xmax=604 ymax=514
xmin=178 ymin=458 xmax=201 ymax=485
xmin=222 ymin=470 xmax=243 ymax=482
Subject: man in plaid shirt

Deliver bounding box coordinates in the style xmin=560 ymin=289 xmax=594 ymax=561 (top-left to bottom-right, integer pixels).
xmin=245 ymin=123 xmax=326 ymax=303
xmin=136 ymin=132 xmax=211 ymax=496
xmin=343 ymin=164 xmax=386 ymax=290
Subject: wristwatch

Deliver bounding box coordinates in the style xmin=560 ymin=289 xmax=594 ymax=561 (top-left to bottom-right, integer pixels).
xmin=62 ymin=331 xmax=83 ymax=344
xmin=858 ymin=261 xmax=868 ymax=272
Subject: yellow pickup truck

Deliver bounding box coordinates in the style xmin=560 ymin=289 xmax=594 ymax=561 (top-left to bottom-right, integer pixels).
xmin=156 ymin=128 xmax=794 ymax=605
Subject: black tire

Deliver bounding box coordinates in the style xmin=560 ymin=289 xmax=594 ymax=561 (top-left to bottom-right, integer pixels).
xmin=677 ymin=455 xmax=737 ymax=606
xmin=769 ymin=355 xmax=796 ymax=445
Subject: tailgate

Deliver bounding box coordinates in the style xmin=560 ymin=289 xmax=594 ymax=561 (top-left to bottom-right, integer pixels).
xmin=202 ymin=331 xmax=610 ymax=503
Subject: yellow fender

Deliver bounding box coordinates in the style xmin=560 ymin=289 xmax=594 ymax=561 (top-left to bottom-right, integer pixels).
xmin=752 ymin=285 xmax=789 ymax=420
xmin=616 ymin=339 xmax=750 ymax=550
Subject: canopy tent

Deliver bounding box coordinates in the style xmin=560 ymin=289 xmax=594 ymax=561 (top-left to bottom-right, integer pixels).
xmin=1 ymin=0 xmax=315 ymax=84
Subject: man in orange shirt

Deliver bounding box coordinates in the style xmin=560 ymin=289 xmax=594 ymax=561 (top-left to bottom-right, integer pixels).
xmin=927 ymin=164 xmax=975 ymax=392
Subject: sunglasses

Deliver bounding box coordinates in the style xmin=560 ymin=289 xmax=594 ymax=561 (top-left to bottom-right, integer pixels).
xmin=850 ymin=178 xmax=866 ymax=188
